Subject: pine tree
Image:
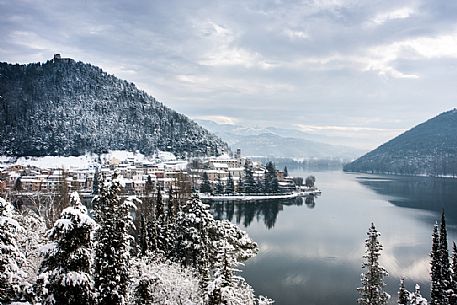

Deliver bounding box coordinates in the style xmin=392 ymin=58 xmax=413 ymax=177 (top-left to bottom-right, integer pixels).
xmin=305 ymin=175 xmax=316 ymax=188
xmin=264 ymin=161 xmax=277 ymax=193
xmin=200 ymin=172 xmax=212 ymax=194
xmin=283 ymin=166 xmax=288 ymax=177
xmin=146 ymin=217 xmax=158 ymax=253
xmin=398 ymin=278 xmax=410 ymax=305
xmin=225 ymin=172 xmax=235 ymax=194
xmin=208 ymin=239 xmax=256 ymax=305
xmin=208 ymin=244 xmax=235 ymax=304
xmin=144 ymin=175 xmax=154 ymax=195
xmin=129 ymin=256 xmax=203 ymax=305
xmin=92 ymin=168 xmax=99 ymax=195
xmin=94 ymin=175 xmax=136 ymax=305
xmin=451 ymin=242 xmax=457 ymax=305
xmin=256 ymin=178 xmax=264 ymax=194
xmin=357 ymin=223 xmax=389 ymax=305
xmin=167 ymin=185 xmax=176 ymax=221
xmin=138 ymin=213 xmax=148 ymax=256
xmin=440 ymin=210 xmax=452 ymax=294
xmin=155 ymin=186 xmax=164 ymax=219
xmin=155 ymin=186 xmax=169 ymax=254
xmin=215 ymin=175 xmax=224 ymax=194
xmin=0 ymin=198 xmax=26 ymax=303
xmin=14 ymin=177 xmax=23 ymax=191
xmin=174 ymin=196 xmax=212 ymax=270
xmin=271 ymin=175 xmax=279 ymax=193
xmin=145 ymin=186 xmax=165 ymax=252
xmin=39 ymin=192 xmax=96 ymax=305
xmin=242 ymin=162 xmax=256 ymax=194
xmin=133 ymin=277 xmax=156 ymax=304
xmin=410 ymin=284 xmax=428 ymax=305
xmin=430 ymin=222 xmax=443 ymax=305
xmin=453 ymin=242 xmax=457 ymax=278
xmin=14 ymin=209 xmax=47 ymax=303
xmin=163 ymin=186 xmax=178 ymax=256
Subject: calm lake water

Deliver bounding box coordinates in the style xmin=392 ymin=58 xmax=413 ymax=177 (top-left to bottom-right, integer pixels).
xmin=211 ymin=170 xmax=457 ymax=305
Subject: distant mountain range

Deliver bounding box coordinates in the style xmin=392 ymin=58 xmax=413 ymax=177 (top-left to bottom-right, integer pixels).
xmin=0 ymin=57 xmax=228 ymax=157
xmin=196 ymin=120 xmax=364 ymax=160
xmin=344 ymin=109 xmax=457 ymax=176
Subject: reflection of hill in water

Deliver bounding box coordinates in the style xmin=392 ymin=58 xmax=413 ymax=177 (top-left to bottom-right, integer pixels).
xmin=356 ymin=174 xmax=457 ymax=224
xmin=210 ymin=196 xmax=316 ymax=229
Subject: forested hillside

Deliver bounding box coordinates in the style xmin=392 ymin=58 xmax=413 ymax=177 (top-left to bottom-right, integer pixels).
xmin=344 ymin=109 xmax=457 ymax=176
xmin=0 ymin=57 xmax=228 ymax=157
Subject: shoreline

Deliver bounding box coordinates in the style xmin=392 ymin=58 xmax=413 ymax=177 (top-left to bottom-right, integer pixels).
xmin=343 ymin=170 xmax=457 ymax=179
xmin=198 ymin=189 xmax=321 ymax=202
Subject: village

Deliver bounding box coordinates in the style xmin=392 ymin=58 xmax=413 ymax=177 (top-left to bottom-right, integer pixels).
xmin=0 ymin=149 xmax=308 ymax=199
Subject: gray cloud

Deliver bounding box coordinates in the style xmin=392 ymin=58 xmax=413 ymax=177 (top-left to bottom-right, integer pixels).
xmin=2 ymin=0 xmax=457 ymax=150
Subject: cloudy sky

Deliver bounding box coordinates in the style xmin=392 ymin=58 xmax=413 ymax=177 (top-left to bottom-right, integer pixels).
xmin=2 ymin=0 xmax=457 ymax=150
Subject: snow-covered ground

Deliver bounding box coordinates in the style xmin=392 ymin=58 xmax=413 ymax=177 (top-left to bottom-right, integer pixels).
xmin=0 ymin=154 xmax=98 ymax=170
xmin=0 ymin=150 xmax=179 ymax=170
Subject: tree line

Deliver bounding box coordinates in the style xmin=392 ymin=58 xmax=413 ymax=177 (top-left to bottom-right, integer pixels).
xmin=200 ymin=161 xmax=294 ymax=195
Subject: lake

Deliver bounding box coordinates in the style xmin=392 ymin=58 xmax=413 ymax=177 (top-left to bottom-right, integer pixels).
xmin=211 ymin=170 xmax=457 ymax=305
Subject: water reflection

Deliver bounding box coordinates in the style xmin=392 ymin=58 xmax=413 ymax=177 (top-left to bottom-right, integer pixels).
xmin=206 ymin=171 xmax=457 ymax=305
xmin=305 ymin=195 xmax=315 ymax=208
xmin=210 ymin=196 xmax=317 ymax=229
xmin=355 ymin=174 xmax=457 ymax=229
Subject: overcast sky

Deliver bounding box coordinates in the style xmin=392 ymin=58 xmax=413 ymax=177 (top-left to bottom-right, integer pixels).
xmin=2 ymin=0 xmax=457 ymax=150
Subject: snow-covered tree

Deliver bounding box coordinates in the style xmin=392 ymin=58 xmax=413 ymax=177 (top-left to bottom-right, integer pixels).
xmin=256 ymin=178 xmax=264 ymax=194
xmin=209 ymin=220 xmax=258 ymax=263
xmin=15 ymin=209 xmax=47 ymax=302
xmin=264 ymin=162 xmax=278 ymax=193
xmin=155 ymin=187 xmax=164 ymax=219
xmin=167 ymin=186 xmax=176 ymax=221
xmin=174 ymin=195 xmax=213 ymax=272
xmin=398 ymin=278 xmax=410 ymax=305
xmin=225 ymin=173 xmax=235 ymax=194
xmin=0 ymin=198 xmax=26 ymax=303
xmin=215 ymin=175 xmax=224 ymax=195
xmin=451 ymin=242 xmax=457 ymax=305
xmin=357 ymin=223 xmax=389 ymax=305
xmin=431 ymin=223 xmax=443 ymax=305
xmin=155 ymin=187 xmax=172 ymax=255
xmin=92 ymin=168 xmax=100 ymax=195
xmin=439 ymin=210 xmax=452 ymax=295
xmin=208 ymin=241 xmax=256 ymax=305
xmin=14 ymin=177 xmax=23 ymax=192
xmin=146 ymin=217 xmax=158 ymax=254
xmin=257 ymin=295 xmax=275 ymax=305
xmin=242 ymin=163 xmax=256 ymax=194
xmin=200 ymin=172 xmax=212 ymax=194
xmin=138 ymin=213 xmax=148 ymax=256
xmin=305 ymin=175 xmax=316 ymax=188
xmin=38 ymin=191 xmax=96 ymax=305
xmin=144 ymin=175 xmax=154 ymax=195
xmin=129 ymin=255 xmax=203 ymax=305
xmin=410 ymin=284 xmax=428 ymax=305
xmin=94 ymin=175 xmax=137 ymax=305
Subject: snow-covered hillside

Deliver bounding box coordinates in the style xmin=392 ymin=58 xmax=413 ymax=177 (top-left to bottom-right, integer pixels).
xmin=0 ymin=58 xmax=228 ymax=158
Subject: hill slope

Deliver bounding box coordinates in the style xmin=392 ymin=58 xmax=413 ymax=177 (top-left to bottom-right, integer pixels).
xmin=343 ymin=109 xmax=457 ymax=176
xmin=0 ymin=58 xmax=228 ymax=157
